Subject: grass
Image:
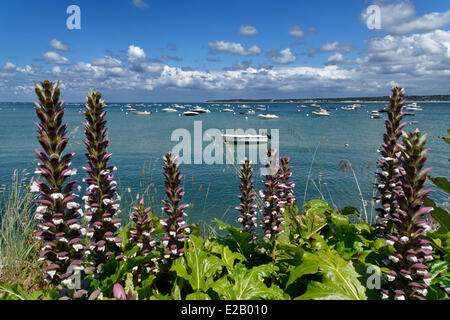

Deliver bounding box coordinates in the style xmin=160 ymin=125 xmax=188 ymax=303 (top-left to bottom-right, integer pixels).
xmin=0 ymin=170 xmax=46 ymax=292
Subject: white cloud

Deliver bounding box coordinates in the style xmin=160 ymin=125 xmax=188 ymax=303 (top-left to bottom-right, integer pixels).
xmin=208 ymin=41 xmax=262 ymax=56
xmin=360 ymin=1 xmax=450 ymax=35
xmin=288 ymin=26 xmax=305 ymax=39
xmin=238 ymin=25 xmax=259 ymax=36
xmin=319 ymin=41 xmax=353 ymax=53
xmin=50 ymin=39 xmax=70 ymax=52
xmin=91 ymin=56 xmax=123 ymax=67
xmin=267 ymin=48 xmax=297 ymax=64
xmin=42 ymin=52 xmax=72 ymax=65
xmin=132 ymin=0 xmax=148 ymax=8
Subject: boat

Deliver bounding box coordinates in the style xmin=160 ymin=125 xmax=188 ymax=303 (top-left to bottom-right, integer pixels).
xmin=256 ymin=105 xmax=267 ymax=111
xmin=183 ymin=111 xmax=200 ymax=117
xmin=410 ymin=121 xmax=420 ymax=125
xmin=238 ymin=104 xmax=251 ymax=109
xmin=222 ymin=133 xmax=269 ymax=144
xmin=131 ymin=111 xmax=151 ymax=115
xmin=247 ymin=110 xmax=256 ymax=115
xmin=312 ymin=109 xmax=330 ymax=116
xmin=341 ymin=105 xmax=357 ymax=111
xmin=191 ymin=106 xmax=210 ymax=113
xmin=311 ymin=104 xmax=321 ymax=108
xmin=406 ymin=103 xmax=423 ymax=111
xmin=298 ymin=105 xmax=307 ymax=108
xmin=162 ymin=108 xmax=178 ymax=113
xmin=257 ymin=114 xmax=279 ymax=120
xmin=370 ymin=110 xmax=381 ymax=119
xmin=173 ymin=104 xmax=185 ymax=109
xmin=222 ymin=108 xmax=234 ymax=112
xmin=404 ymin=112 xmax=416 ymax=116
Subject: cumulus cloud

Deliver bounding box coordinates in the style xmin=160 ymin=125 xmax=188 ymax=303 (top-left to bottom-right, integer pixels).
xmin=325 ymin=53 xmax=361 ymax=66
xmin=360 ymin=1 xmax=450 ymax=35
xmin=223 ymin=60 xmax=252 ymax=71
xmin=267 ymin=48 xmax=297 ymax=64
xmin=319 ymin=41 xmax=353 ymax=53
xmin=288 ymin=26 xmax=305 ymax=39
xmin=132 ymin=0 xmax=149 ymax=8
xmin=238 ymin=25 xmax=259 ymax=36
xmin=91 ymin=56 xmax=123 ymax=67
xmin=3 ymin=31 xmax=450 ymax=101
xmin=208 ymin=41 xmax=262 ymax=56
xmin=42 ymin=52 xmax=72 ymax=65
xmin=50 ymin=39 xmax=70 ymax=52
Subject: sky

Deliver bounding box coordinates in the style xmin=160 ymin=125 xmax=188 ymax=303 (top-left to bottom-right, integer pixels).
xmin=0 ymin=0 xmax=449 ymax=101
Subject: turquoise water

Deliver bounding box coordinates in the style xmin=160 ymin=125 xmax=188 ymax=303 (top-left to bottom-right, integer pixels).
xmin=0 ymin=102 xmax=448 ymax=226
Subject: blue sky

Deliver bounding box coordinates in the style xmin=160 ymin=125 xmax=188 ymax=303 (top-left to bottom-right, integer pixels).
xmin=0 ymin=0 xmax=449 ymax=101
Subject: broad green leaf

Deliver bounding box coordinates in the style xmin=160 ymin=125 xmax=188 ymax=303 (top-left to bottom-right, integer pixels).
xmin=186 ymin=292 xmax=211 ymax=300
xmin=171 ymin=235 xmax=224 ymax=292
xmin=340 ymin=206 xmax=360 ymax=217
xmin=429 ymin=177 xmax=450 ymax=194
xmin=285 ymin=262 xmax=318 ymax=289
xmin=296 ymin=251 xmax=367 ymax=300
xmin=212 ymin=263 xmax=286 ymax=300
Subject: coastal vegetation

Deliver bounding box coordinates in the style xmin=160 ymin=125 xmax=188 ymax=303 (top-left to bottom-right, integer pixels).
xmin=0 ymin=80 xmax=448 ymax=300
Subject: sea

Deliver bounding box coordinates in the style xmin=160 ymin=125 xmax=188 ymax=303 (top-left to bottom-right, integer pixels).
xmin=0 ymin=101 xmax=448 ymax=226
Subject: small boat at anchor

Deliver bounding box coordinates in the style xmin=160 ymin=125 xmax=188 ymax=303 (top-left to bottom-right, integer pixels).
xmin=162 ymin=108 xmax=178 ymax=113
xmin=183 ymin=111 xmax=200 ymax=117
xmin=370 ymin=110 xmax=381 ymax=119
xmin=131 ymin=111 xmax=151 ymax=115
xmin=191 ymin=106 xmax=210 ymax=113
xmin=222 ymin=133 xmax=270 ymax=144
xmin=312 ymin=109 xmax=330 ymax=117
xmin=258 ymin=114 xmax=279 ymax=120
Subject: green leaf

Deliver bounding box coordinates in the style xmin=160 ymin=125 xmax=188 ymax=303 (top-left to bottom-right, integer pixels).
xmin=186 ymin=292 xmax=211 ymax=300
xmin=285 ymin=262 xmax=318 ymax=289
xmin=429 ymin=177 xmax=450 ymax=194
xmin=212 ymin=263 xmax=286 ymax=300
xmin=424 ymin=197 xmax=450 ymax=233
xmin=340 ymin=206 xmax=360 ymax=217
xmin=171 ymin=235 xmax=224 ymax=292
xmin=296 ymin=251 xmax=367 ymax=300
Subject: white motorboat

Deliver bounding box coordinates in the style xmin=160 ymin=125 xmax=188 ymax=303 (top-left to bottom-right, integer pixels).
xmin=247 ymin=110 xmax=256 ymax=115
xmin=162 ymin=108 xmax=178 ymax=113
xmin=370 ymin=110 xmax=381 ymax=119
xmin=238 ymin=104 xmax=251 ymax=109
xmin=341 ymin=105 xmax=357 ymax=111
xmin=191 ymin=106 xmax=210 ymax=113
xmin=258 ymin=114 xmax=279 ymax=120
xmin=131 ymin=111 xmax=151 ymax=115
xmin=173 ymin=104 xmax=185 ymax=109
xmin=298 ymin=105 xmax=307 ymax=109
xmin=222 ymin=108 xmax=234 ymax=112
xmin=222 ymin=133 xmax=269 ymax=144
xmin=183 ymin=111 xmax=200 ymax=117
xmin=406 ymin=103 xmax=423 ymax=111
xmin=312 ymin=109 xmax=330 ymax=116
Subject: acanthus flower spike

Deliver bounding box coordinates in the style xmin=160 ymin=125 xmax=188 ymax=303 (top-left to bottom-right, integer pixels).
xmin=82 ymin=89 xmax=123 ymax=271
xmin=236 ymin=159 xmax=257 ymax=235
xmin=375 ymin=87 xmax=407 ymax=237
xmin=260 ymin=149 xmax=284 ymax=239
xmin=381 ymin=128 xmax=434 ymax=300
xmin=130 ymin=198 xmax=158 ymax=276
xmin=32 ymin=80 xmax=85 ymax=285
xmin=160 ymin=153 xmax=190 ymax=264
